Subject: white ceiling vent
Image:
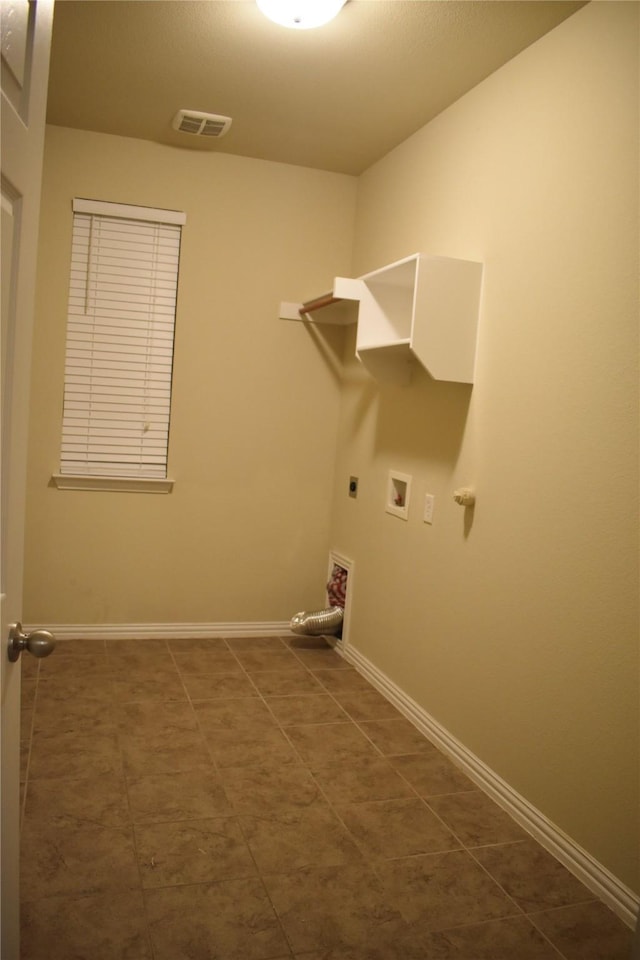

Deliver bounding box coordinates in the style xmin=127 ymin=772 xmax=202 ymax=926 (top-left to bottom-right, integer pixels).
xmin=172 ymin=110 xmax=232 ymax=138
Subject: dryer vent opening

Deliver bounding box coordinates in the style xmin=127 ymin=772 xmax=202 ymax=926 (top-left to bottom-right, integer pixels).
xmin=289 ymin=561 xmax=350 ymax=639
xmin=172 ymin=110 xmax=232 ymax=138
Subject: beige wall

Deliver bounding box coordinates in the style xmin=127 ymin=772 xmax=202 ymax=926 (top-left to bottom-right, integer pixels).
xmin=24 ymin=0 xmax=638 ymax=896
xmin=24 ymin=128 xmax=357 ymax=623
xmin=330 ymin=1 xmax=638 ymax=891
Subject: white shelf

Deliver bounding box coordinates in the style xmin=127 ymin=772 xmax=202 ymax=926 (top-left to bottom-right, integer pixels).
xmin=359 ymin=337 xmax=411 ymax=351
xmin=280 ymin=252 xmax=483 ymax=385
xmin=357 ymin=341 xmax=413 ymax=386
xmin=336 ymin=253 xmax=483 ymax=385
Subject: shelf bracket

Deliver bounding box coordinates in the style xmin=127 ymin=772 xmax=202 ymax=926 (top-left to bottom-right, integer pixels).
xmin=279 ymin=281 xmax=358 ymax=325
xmin=299 ymin=293 xmax=343 ymax=317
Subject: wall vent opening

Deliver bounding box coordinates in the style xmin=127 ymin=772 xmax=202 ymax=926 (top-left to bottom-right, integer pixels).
xmin=172 ymin=110 xmax=232 ymax=138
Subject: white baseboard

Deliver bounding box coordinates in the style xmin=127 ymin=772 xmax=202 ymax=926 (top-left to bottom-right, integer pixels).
xmin=24 ymin=621 xmax=294 ymax=640
xmin=342 ymin=641 xmax=639 ymax=928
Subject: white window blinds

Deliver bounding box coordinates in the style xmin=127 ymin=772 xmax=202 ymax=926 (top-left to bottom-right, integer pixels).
xmin=60 ymin=199 xmax=186 ymax=480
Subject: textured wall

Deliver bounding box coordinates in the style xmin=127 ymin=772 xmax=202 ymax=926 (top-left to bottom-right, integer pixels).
xmin=329 ymin=1 xmax=639 ymax=892
xmin=24 ymin=0 xmax=638 ymax=897
xmin=25 ymin=129 xmax=356 ymax=623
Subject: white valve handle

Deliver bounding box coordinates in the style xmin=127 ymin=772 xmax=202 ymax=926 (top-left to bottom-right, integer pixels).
xmin=453 ymin=487 xmax=475 ymax=507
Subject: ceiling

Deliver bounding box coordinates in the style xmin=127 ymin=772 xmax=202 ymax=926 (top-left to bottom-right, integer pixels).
xmin=46 ymin=0 xmax=586 ymax=176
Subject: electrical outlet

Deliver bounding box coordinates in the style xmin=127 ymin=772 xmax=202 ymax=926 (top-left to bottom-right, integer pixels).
xmin=424 ymin=494 xmax=435 ymax=524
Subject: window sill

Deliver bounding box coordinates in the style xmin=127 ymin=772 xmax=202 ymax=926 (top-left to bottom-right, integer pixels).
xmin=51 ymin=474 xmax=174 ymax=494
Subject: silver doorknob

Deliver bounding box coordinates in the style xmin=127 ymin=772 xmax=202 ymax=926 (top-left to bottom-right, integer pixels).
xmin=7 ymin=622 xmax=56 ymax=662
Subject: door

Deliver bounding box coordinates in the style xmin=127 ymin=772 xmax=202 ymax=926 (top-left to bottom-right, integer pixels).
xmin=1 ymin=1 xmax=53 ymax=956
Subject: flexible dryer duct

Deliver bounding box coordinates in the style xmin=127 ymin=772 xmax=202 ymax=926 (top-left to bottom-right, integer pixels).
xmin=290 ymin=562 xmax=347 ymax=637
xmin=290 ymin=606 xmax=344 ymax=637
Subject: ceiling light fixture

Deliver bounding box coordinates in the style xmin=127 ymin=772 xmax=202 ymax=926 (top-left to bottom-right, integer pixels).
xmin=256 ymin=0 xmax=346 ymax=30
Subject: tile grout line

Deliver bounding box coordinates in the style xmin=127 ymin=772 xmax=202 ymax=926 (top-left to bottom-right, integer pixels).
xmin=20 ymin=636 xmax=629 ymax=959
xmin=207 ymin=640 xmax=516 ymax=944
xmin=20 ymin=659 xmax=39 ymax=831
xmin=274 ymin=650 xmax=565 ymax=952
xmin=107 ymin=635 xmax=169 ymax=960
xmin=188 ymin=635 xmax=297 ymax=959
xmin=216 ymin=637 xmax=401 ymax=955
xmin=233 ymin=641 xmax=607 ymax=957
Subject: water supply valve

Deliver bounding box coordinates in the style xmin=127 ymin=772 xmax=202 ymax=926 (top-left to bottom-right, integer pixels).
xmin=453 ymin=487 xmax=476 ymax=507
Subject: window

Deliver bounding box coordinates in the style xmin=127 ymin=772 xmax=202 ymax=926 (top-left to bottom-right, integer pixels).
xmin=54 ymin=198 xmax=185 ymax=492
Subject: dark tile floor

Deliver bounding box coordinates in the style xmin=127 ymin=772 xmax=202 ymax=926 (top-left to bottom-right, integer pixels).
xmin=19 ymin=635 xmax=633 ymax=959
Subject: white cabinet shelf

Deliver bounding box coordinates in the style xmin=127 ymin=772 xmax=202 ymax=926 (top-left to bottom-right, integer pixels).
xmin=335 ymin=253 xmax=483 ymax=385
xmin=280 ymin=252 xmax=482 ymax=386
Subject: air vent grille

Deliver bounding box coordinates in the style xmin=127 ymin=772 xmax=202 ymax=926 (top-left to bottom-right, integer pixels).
xmin=177 ymin=116 xmax=202 ymax=135
xmin=172 ymin=110 xmax=232 ymax=139
xmin=201 ymin=118 xmax=228 ymax=137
